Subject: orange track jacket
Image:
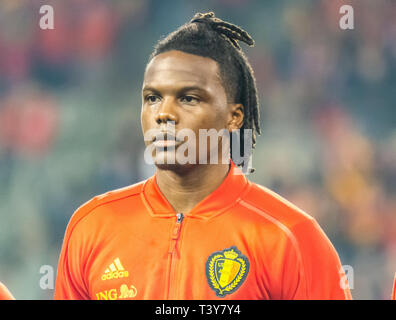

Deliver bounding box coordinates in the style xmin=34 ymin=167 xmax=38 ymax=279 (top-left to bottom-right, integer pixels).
xmin=54 ymin=162 xmax=352 ymax=300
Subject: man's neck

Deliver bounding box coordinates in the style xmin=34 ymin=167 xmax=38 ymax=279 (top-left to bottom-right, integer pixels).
xmin=155 ymin=162 xmax=231 ymax=214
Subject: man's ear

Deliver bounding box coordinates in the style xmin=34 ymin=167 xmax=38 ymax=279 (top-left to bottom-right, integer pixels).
xmin=227 ymin=103 xmax=244 ymax=131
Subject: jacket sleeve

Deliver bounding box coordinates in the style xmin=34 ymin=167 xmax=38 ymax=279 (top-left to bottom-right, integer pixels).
xmin=54 ymin=216 xmax=90 ymax=300
xmin=282 ymin=218 xmax=352 ymax=300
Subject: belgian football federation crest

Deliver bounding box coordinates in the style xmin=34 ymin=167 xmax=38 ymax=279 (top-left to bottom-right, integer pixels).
xmin=205 ymin=246 xmax=249 ymax=298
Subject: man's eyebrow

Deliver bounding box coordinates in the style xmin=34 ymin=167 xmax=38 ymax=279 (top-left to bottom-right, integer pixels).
xmin=178 ymin=85 xmax=206 ymax=92
xmin=142 ymin=85 xmax=207 ymax=94
xmin=142 ymin=86 xmax=160 ymax=93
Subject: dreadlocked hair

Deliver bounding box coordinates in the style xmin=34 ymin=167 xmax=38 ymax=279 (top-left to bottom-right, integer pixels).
xmin=148 ymin=12 xmax=261 ymax=172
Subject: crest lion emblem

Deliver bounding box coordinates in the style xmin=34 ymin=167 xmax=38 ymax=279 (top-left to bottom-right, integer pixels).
xmin=205 ymin=246 xmax=249 ymax=297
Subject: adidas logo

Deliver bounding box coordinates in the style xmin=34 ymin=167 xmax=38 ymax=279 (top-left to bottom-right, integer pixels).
xmin=101 ymin=258 xmax=129 ymax=281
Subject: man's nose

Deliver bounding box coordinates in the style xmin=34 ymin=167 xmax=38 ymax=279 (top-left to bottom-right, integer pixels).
xmin=155 ymin=97 xmax=178 ymax=125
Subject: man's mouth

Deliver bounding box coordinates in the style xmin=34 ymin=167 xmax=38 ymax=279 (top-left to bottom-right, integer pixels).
xmin=152 ymin=133 xmax=182 ymax=148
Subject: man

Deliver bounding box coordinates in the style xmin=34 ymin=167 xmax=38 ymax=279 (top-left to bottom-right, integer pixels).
xmin=54 ymin=12 xmax=351 ymax=300
xmin=0 ymin=282 xmax=14 ymax=300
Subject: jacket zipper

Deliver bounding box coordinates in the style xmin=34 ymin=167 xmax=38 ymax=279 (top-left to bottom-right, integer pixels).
xmin=167 ymin=212 xmax=184 ymax=299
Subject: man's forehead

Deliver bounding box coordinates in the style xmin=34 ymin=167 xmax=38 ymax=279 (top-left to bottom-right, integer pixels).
xmin=143 ymin=50 xmax=222 ymax=87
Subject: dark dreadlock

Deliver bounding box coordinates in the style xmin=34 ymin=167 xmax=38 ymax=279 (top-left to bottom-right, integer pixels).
xmin=148 ymin=12 xmax=261 ymax=172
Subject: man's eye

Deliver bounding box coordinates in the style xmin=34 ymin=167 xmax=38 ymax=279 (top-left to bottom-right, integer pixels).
xmin=146 ymin=95 xmax=160 ymax=103
xmin=180 ymin=96 xmax=199 ymax=104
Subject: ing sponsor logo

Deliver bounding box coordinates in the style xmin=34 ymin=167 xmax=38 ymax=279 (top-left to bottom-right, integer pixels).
xmin=95 ymin=284 xmax=137 ymax=300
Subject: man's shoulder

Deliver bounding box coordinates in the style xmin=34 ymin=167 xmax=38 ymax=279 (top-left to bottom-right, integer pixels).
xmin=241 ymin=181 xmax=315 ymax=231
xmin=65 ymin=180 xmax=147 ymax=233
xmin=86 ymin=181 xmax=146 ymax=208
xmin=0 ymin=282 xmax=14 ymax=300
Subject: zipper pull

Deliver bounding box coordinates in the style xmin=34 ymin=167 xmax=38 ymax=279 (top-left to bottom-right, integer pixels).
xmin=176 ymin=213 xmax=184 ymax=224
xmin=172 ymin=213 xmax=184 ymax=239
xmin=169 ymin=213 xmax=184 ymax=254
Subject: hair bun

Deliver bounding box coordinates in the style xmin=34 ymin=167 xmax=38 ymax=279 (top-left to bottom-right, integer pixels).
xmin=190 ymin=12 xmax=254 ymax=50
xmin=190 ymin=12 xmax=215 ymax=23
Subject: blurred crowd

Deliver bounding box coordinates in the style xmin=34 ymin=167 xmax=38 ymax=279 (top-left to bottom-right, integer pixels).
xmin=0 ymin=0 xmax=395 ymax=299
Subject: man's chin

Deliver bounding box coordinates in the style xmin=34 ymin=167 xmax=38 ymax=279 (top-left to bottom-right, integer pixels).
xmin=153 ymin=157 xmax=198 ymax=174
xmin=152 ymin=148 xmax=194 ymax=172
xmin=154 ymin=161 xmax=193 ymax=172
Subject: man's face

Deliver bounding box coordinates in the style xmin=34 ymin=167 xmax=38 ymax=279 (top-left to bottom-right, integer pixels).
xmin=141 ymin=50 xmax=240 ymax=171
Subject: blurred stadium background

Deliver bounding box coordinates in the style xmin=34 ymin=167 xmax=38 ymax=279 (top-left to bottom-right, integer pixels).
xmin=0 ymin=0 xmax=395 ymax=299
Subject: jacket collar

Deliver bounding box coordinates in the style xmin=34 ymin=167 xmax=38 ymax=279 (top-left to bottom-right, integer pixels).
xmin=141 ymin=160 xmax=250 ymax=220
